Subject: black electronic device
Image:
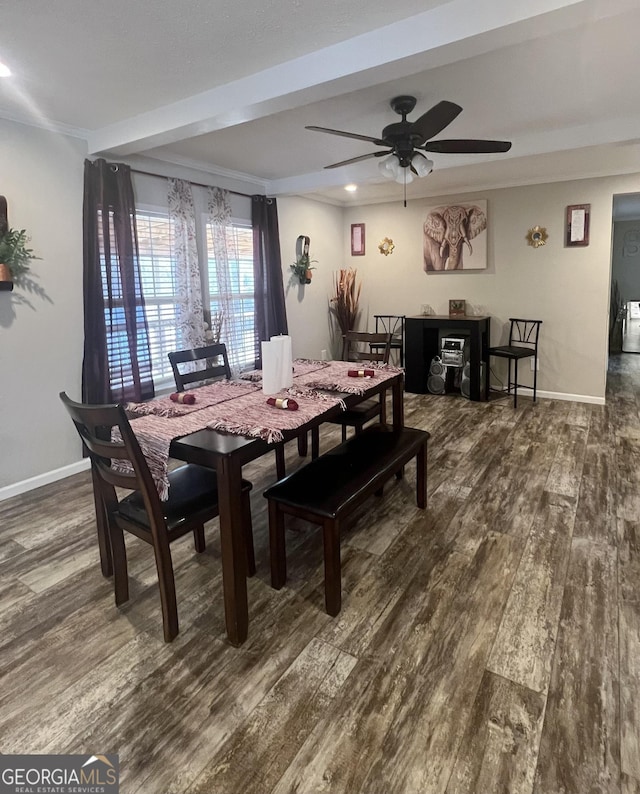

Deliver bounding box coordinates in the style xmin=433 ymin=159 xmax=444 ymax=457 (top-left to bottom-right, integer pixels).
xmin=427 ymin=356 xmax=446 ymax=394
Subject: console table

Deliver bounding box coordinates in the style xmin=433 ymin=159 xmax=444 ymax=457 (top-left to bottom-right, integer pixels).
xmin=405 ymin=315 xmax=491 ymax=401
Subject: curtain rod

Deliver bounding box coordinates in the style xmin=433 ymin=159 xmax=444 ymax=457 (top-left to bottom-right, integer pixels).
xmin=128 ymin=166 xmax=260 ymax=199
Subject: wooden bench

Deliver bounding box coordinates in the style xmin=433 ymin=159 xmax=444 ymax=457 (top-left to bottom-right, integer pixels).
xmin=263 ymin=424 xmax=429 ymax=616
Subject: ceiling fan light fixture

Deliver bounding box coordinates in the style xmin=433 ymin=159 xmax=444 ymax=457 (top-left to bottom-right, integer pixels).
xmin=395 ymin=168 xmax=413 ymax=185
xmin=412 ymin=153 xmax=434 ymax=178
xmin=378 ymin=155 xmax=398 ymax=179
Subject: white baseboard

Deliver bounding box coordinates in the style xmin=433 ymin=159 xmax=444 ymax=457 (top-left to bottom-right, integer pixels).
xmin=0 ymin=458 xmax=91 ymax=502
xmin=490 ymin=385 xmax=605 ymax=406
xmin=536 ymin=389 xmax=605 ymax=405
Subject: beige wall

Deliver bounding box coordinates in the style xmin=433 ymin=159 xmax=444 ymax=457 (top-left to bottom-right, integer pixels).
xmin=277 ymin=196 xmax=344 ymax=360
xmin=339 ymin=176 xmax=639 ymax=401
xmin=0 ymin=119 xmax=86 ymax=490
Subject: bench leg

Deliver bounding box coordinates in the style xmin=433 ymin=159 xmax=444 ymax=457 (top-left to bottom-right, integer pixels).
xmin=269 ymin=501 xmax=287 ymax=589
xmin=417 ymin=441 xmax=427 ymax=509
xmin=322 ymin=517 xmax=341 ymax=616
xmin=193 ymin=524 xmax=206 ymax=553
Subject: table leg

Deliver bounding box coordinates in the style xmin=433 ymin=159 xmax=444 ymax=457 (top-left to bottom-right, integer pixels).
xmin=216 ymin=455 xmax=249 ymax=646
xmin=469 ymin=328 xmax=481 ymax=401
xmin=392 ymin=373 xmax=405 ymax=430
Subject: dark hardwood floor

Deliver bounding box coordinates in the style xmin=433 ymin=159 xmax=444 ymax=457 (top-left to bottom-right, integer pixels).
xmin=1 ymin=355 xmax=639 ymax=793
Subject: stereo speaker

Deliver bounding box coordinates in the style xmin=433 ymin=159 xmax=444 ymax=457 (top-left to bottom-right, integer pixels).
xmin=461 ymin=362 xmax=486 ymax=399
xmin=427 ymin=356 xmax=446 ymax=394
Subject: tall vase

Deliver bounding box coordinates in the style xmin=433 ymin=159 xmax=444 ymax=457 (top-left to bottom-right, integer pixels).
xmin=0 ymin=263 xmax=13 ymax=291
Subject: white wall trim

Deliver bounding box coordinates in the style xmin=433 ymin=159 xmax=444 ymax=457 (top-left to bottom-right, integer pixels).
xmin=498 ymin=387 xmax=605 ymax=405
xmin=0 ymin=458 xmax=90 ymax=502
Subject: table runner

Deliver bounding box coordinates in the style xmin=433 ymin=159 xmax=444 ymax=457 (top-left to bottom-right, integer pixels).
xmin=240 ymin=358 xmax=330 ymax=383
xmin=297 ymin=360 xmax=403 ymax=395
xmin=115 ymin=387 xmax=344 ymax=499
xmin=125 ymin=380 xmax=258 ymax=418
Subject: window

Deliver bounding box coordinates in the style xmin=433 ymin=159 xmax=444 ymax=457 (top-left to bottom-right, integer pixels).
xmin=101 ymin=209 xmax=255 ymax=390
xmin=206 ymin=220 xmax=256 ymax=370
xmin=100 ymin=210 xmax=180 ymax=390
xmin=136 ymin=212 xmax=180 ymax=386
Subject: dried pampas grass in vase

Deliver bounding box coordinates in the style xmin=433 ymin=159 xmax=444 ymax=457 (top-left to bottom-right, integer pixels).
xmin=330 ymin=268 xmax=361 ymax=336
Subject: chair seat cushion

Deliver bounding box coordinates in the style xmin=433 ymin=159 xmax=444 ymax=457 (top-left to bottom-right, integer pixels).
xmin=118 ymin=464 xmax=251 ymax=530
xmin=490 ymin=345 xmax=535 ymax=359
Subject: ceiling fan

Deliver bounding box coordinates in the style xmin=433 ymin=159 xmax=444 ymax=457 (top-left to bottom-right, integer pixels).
xmin=306 ymin=96 xmax=512 ymax=185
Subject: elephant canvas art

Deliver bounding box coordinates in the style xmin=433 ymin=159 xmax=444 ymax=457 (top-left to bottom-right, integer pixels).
xmin=423 ymin=200 xmax=487 ymax=271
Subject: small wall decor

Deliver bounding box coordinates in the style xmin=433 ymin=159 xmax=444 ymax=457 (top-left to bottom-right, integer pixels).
xmin=565 ymin=204 xmax=590 ymax=247
xmin=378 ymin=237 xmax=394 ymax=256
xmin=291 ymin=234 xmax=316 ymax=284
xmin=351 ymin=223 xmax=365 ymax=256
xmin=423 ymin=200 xmax=488 ymax=271
xmin=526 ymin=226 xmax=548 ymax=248
xmin=449 ymin=299 xmax=466 ymax=317
xmin=0 ymin=195 xmax=40 ymax=291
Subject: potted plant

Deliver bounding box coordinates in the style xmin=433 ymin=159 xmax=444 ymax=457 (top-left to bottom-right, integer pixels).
xmin=291 ymin=251 xmax=316 ymax=285
xmin=0 ymin=227 xmax=39 ymax=291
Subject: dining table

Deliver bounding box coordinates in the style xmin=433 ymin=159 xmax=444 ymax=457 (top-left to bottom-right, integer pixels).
xmin=123 ymin=359 xmax=406 ymax=646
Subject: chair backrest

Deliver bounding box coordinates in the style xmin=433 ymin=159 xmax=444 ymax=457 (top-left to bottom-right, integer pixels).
xmin=59 ymin=392 xmax=164 ymax=527
xmin=342 ymin=331 xmax=392 ymax=364
xmin=508 ymin=318 xmax=542 ymax=351
xmin=168 ymin=343 xmax=231 ymax=391
xmin=374 ymin=315 xmax=405 ymax=344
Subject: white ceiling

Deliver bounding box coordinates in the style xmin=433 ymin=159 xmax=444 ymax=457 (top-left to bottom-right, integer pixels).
xmin=2 ymin=0 xmax=640 ymax=207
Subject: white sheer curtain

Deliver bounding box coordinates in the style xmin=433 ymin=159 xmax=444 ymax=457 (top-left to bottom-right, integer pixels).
xmin=167 ymin=178 xmax=207 ymax=352
xmin=208 ymin=186 xmax=243 ymax=374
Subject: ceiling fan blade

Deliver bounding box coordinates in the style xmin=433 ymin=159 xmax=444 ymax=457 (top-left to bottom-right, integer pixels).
xmin=411 ymin=101 xmax=463 ymax=142
xmin=424 ymin=139 xmax=512 ymax=154
xmin=306 ymin=125 xmax=386 ymax=146
xmin=324 ymin=151 xmax=391 ymax=169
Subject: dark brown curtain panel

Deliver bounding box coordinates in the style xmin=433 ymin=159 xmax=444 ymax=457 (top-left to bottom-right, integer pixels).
xmin=82 ymin=158 xmax=155 ymax=404
xmin=252 ymin=195 xmax=288 ymax=366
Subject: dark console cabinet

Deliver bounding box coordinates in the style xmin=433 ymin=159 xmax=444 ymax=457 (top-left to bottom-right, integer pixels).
xmin=405 ymin=315 xmax=491 ymax=401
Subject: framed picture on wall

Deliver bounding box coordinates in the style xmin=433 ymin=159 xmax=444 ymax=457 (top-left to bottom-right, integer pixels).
xmin=423 ymin=200 xmax=488 ymax=271
xmin=566 ymin=204 xmax=590 ymax=247
xmin=351 ymin=223 xmax=365 ymax=256
xmin=449 ymin=299 xmax=466 ymax=317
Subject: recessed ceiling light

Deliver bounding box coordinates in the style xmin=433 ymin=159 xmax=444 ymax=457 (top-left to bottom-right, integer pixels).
xmin=344 ymin=184 xmax=357 ymax=192
xmin=0 ymin=62 xmax=11 ymax=77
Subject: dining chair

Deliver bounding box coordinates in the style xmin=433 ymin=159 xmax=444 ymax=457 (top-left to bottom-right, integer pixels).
xmin=372 ymin=315 xmax=405 ymax=366
xmin=59 ymin=391 xmax=255 ymax=643
xmin=168 ymin=342 xmax=232 ymax=390
xmin=329 ymin=331 xmax=393 ymax=441
xmin=168 ymin=342 xmax=287 ymax=479
xmin=488 ymin=318 xmax=542 ymax=408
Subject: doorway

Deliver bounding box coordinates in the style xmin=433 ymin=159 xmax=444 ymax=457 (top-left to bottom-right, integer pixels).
xmin=623 ymin=300 xmax=640 ymax=353
xmin=611 ymin=194 xmax=640 ymax=355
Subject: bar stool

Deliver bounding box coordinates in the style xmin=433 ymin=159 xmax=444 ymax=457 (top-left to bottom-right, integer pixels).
xmin=489 ymin=318 xmax=542 ymax=408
